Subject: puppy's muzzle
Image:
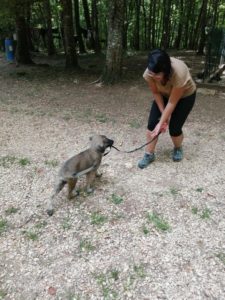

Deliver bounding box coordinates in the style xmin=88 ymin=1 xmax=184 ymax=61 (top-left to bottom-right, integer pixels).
xmin=107 ymin=139 xmax=114 ymax=148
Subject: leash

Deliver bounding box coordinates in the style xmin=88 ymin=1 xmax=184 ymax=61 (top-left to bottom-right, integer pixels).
xmin=109 ymin=133 xmax=161 ymax=154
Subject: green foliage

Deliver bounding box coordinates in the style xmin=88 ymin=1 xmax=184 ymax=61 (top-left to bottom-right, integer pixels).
xmin=0 ymin=218 xmax=8 ymax=234
xmin=111 ymin=193 xmax=123 ymax=205
xmin=147 ymin=212 xmax=171 ymax=232
xmin=91 ymin=212 xmax=107 ymax=225
xmin=5 ymin=207 xmax=19 ymax=215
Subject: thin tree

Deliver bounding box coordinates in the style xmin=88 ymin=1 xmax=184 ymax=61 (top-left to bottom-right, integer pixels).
xmin=197 ymin=0 xmax=209 ymax=54
xmin=44 ymin=0 xmax=55 ymax=55
xmin=91 ymin=0 xmax=101 ymax=53
xmin=15 ymin=1 xmax=33 ymax=64
xmin=61 ymin=0 xmax=78 ymax=68
xmin=100 ymin=0 xmax=125 ymax=84
xmin=133 ymin=0 xmax=141 ymax=50
xmin=82 ymin=0 xmax=95 ymax=49
xmin=161 ymin=0 xmax=171 ymax=49
xmin=74 ymin=0 xmax=86 ymax=53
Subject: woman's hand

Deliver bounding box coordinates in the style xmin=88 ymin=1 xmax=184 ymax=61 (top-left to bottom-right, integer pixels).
xmin=151 ymin=122 xmax=168 ymax=137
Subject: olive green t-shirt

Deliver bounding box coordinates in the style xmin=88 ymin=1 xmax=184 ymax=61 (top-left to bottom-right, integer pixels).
xmin=143 ymin=57 xmax=196 ymax=97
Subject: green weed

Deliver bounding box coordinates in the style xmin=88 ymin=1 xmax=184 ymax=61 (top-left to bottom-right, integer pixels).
xmin=142 ymin=225 xmax=150 ymax=235
xmin=0 ymin=219 xmax=8 ymax=234
xmin=95 ymin=114 xmax=108 ymax=123
xmin=111 ymin=193 xmax=123 ymax=205
xmin=94 ymin=272 xmax=118 ymax=299
xmin=62 ymin=217 xmax=72 ymax=230
xmin=200 ymin=208 xmax=211 ymax=219
xmin=170 ymin=187 xmax=179 ymax=196
xmin=191 ymin=207 xmax=198 ymax=215
xmin=133 ymin=264 xmax=146 ymax=278
xmin=79 ymin=239 xmax=95 ymax=252
xmin=147 ymin=212 xmax=171 ymax=232
xmin=91 ymin=212 xmax=107 ymax=225
xmin=45 ymin=159 xmax=59 ymax=167
xmin=129 ymin=119 xmax=141 ymax=129
xmin=24 ymin=230 xmax=39 ymax=241
xmin=18 ymin=158 xmax=31 ymax=166
xmin=5 ymin=207 xmax=19 ymax=215
xmin=0 ymin=156 xmax=17 ymax=168
xmin=35 ymin=221 xmax=47 ymax=229
xmin=196 ymin=187 xmax=203 ymax=192
xmin=215 ymin=253 xmax=225 ymax=265
xmin=0 ymin=290 xmax=7 ymax=299
xmin=110 ymin=269 xmax=119 ymax=281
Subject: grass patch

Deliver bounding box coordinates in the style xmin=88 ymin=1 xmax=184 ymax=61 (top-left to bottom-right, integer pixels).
xmin=110 ymin=269 xmax=119 ymax=281
xmin=200 ymin=208 xmax=211 ymax=219
xmin=170 ymin=187 xmax=179 ymax=196
xmin=0 ymin=156 xmax=31 ymax=167
xmin=129 ymin=119 xmax=141 ymax=129
xmin=215 ymin=253 xmax=225 ymax=265
xmin=94 ymin=271 xmax=119 ymax=299
xmin=147 ymin=212 xmax=171 ymax=232
xmin=62 ymin=217 xmax=72 ymax=230
xmin=133 ymin=264 xmax=146 ymax=278
xmin=111 ymin=193 xmax=123 ymax=205
xmin=5 ymin=206 xmax=19 ymax=215
xmin=18 ymin=158 xmax=31 ymax=166
xmin=191 ymin=207 xmax=198 ymax=215
xmin=191 ymin=207 xmax=212 ymax=219
xmin=79 ymin=239 xmax=95 ymax=252
xmin=35 ymin=220 xmax=47 ymax=229
xmin=44 ymin=159 xmax=59 ymax=167
xmin=142 ymin=225 xmax=150 ymax=235
xmin=91 ymin=212 xmax=107 ymax=225
xmin=24 ymin=230 xmax=39 ymax=241
xmin=95 ymin=114 xmax=108 ymax=123
xmin=0 ymin=219 xmax=8 ymax=234
xmin=0 ymin=290 xmax=7 ymax=299
xmin=0 ymin=156 xmax=17 ymax=168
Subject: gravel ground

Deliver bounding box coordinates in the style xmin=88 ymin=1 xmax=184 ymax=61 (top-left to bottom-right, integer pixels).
xmin=0 ymin=53 xmax=225 ymax=300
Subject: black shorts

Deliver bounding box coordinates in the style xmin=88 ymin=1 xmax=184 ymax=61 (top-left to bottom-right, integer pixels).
xmin=147 ymin=92 xmax=196 ymax=137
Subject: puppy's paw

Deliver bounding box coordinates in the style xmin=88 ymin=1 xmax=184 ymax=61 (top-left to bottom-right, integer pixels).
xmin=87 ymin=187 xmax=94 ymax=194
xmin=47 ymin=209 xmax=54 ymax=216
xmin=68 ymin=190 xmax=79 ymax=200
xmin=96 ymin=172 xmax=103 ymax=178
xmin=74 ymin=189 xmax=80 ymax=196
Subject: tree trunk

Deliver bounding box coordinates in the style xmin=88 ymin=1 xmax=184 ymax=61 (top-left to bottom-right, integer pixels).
xmin=133 ymin=0 xmax=140 ymax=50
xmin=142 ymin=0 xmax=147 ymax=49
xmin=197 ymin=0 xmax=208 ymax=55
xmin=101 ymin=0 xmax=125 ymax=84
xmin=82 ymin=0 xmax=95 ymax=49
xmin=15 ymin=15 xmax=33 ymax=64
xmin=91 ymin=0 xmax=101 ymax=53
xmin=174 ymin=0 xmax=183 ymax=49
xmin=26 ymin=3 xmax=35 ymax=51
xmin=61 ymin=0 xmax=78 ymax=68
xmin=74 ymin=0 xmax=86 ymax=53
xmin=44 ymin=0 xmax=55 ymax=55
xmin=161 ymin=0 xmax=171 ymax=49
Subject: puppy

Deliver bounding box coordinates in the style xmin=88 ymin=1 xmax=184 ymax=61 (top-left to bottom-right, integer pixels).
xmin=47 ymin=134 xmax=114 ymax=216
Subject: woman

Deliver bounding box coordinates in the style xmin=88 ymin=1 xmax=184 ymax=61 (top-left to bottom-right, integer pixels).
xmin=138 ymin=49 xmax=196 ymax=169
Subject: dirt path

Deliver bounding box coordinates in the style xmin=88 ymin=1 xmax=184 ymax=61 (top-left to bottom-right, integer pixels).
xmin=0 ymin=53 xmax=225 ymax=300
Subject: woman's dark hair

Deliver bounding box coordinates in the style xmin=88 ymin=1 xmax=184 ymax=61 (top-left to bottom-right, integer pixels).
xmin=147 ymin=49 xmax=171 ymax=80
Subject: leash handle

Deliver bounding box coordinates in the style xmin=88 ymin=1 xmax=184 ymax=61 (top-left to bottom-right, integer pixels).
xmin=112 ymin=132 xmax=161 ymax=154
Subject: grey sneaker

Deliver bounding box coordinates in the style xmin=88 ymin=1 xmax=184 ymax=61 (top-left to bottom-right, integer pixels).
xmin=172 ymin=147 xmax=183 ymax=162
xmin=138 ymin=153 xmax=155 ymax=169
